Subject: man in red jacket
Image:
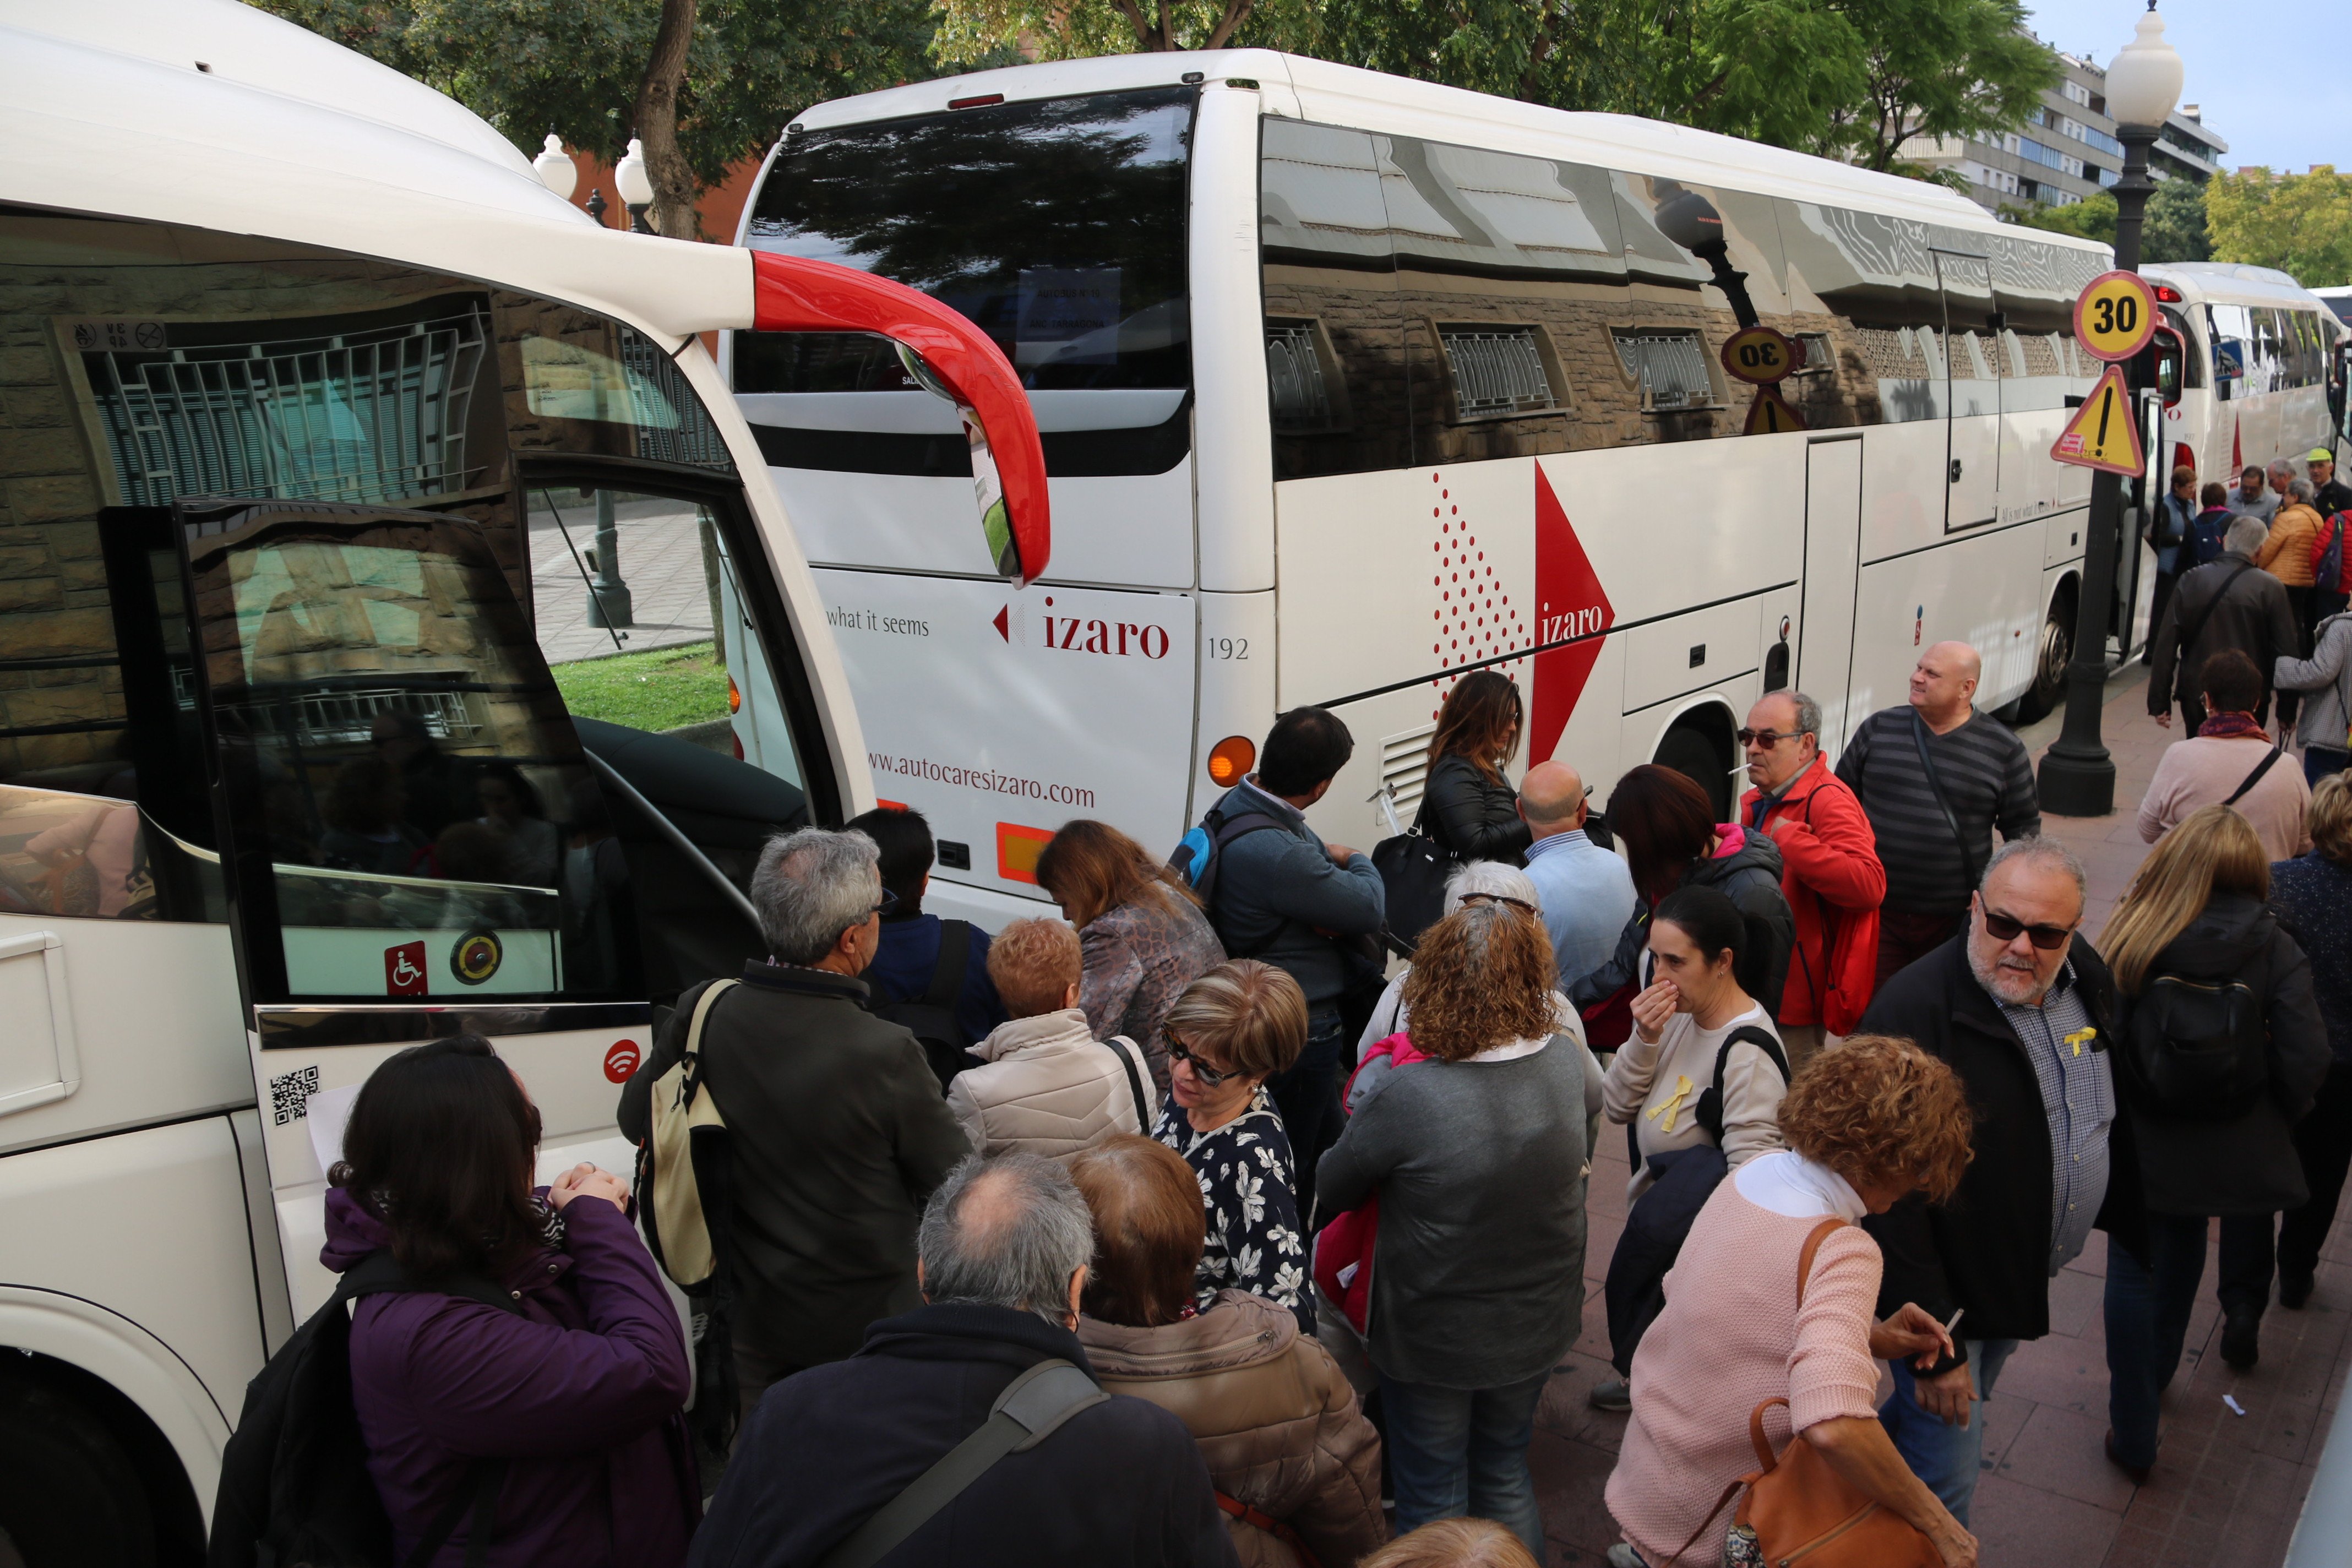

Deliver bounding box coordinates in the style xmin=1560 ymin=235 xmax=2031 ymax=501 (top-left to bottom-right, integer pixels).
xmin=1738 ymin=690 xmax=1886 ymax=1070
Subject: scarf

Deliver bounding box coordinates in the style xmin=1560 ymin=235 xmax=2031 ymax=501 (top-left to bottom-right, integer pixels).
xmin=2198 ymin=710 xmax=2267 ymax=740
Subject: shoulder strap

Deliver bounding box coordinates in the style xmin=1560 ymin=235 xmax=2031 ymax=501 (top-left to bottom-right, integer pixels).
xmin=337 ymin=1251 xmax=526 ymax=1317
xmin=1909 ymin=708 xmax=1980 ymax=890
xmin=1713 ymin=1024 xmax=1792 ymax=1102
xmin=1215 ymin=1493 xmax=1325 ymax=1568
xmin=678 ymin=977 xmax=739 ymax=1111
xmin=400 ymin=1459 xmax=508 ymax=1568
xmin=1795 ymin=1216 xmax=1848 ymax=1308
xmin=2225 ymin=745 xmax=2285 ymax=805
xmin=1105 ymin=1036 xmax=1153 ymax=1134
xmin=2174 ymin=558 xmax=2257 ymax=672
xmin=925 ymin=921 xmax=970 ymax=1011
xmin=814 ymin=1359 xmax=1107 ymax=1568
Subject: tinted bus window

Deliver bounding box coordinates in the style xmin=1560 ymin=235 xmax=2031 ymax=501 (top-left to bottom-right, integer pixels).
xmin=742 ymin=88 xmax=1195 ymax=394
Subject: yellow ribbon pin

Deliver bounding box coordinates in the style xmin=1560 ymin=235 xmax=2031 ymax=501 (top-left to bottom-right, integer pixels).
xmin=2064 ymin=1026 xmax=2098 ymax=1058
xmin=1647 ymin=1074 xmax=1695 ymax=1135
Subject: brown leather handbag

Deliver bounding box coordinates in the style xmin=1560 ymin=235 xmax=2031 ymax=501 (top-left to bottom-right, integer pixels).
xmin=1664 ymin=1218 xmax=1941 ymax=1568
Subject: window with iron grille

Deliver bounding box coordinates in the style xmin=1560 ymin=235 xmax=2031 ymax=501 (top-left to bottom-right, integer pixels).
xmin=1436 ymin=325 xmax=1560 ymax=418
xmin=1792 ymin=332 xmax=1835 ymax=375
xmin=1265 ymin=318 xmax=1335 ymax=430
xmin=1611 ymin=329 xmax=1721 ymax=410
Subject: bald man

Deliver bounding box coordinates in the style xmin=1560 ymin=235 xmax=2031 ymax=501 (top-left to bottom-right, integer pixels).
xmin=1835 ymin=642 xmax=2041 ymax=984
xmin=1517 ymin=760 xmax=1637 ymax=992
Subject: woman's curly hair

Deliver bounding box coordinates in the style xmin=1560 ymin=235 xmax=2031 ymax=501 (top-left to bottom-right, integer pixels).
xmin=1776 ymin=1035 xmax=1974 ymax=1203
xmin=1398 ymin=900 xmax=1559 ymax=1061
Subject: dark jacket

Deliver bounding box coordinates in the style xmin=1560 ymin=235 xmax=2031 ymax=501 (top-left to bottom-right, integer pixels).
xmin=869 ymin=912 xmax=1008 ymax=1053
xmin=1418 ymin=753 xmax=1532 ymax=864
xmin=2117 ymin=894 xmax=2329 ymax=1216
xmin=1858 ymin=934 xmax=2144 ymax=1357
xmin=688 ymin=1303 xmax=1240 ymax=1568
xmin=1569 ymin=824 xmax=1797 ymax=1017
xmin=2272 ymin=851 xmax=2352 ymax=1066
xmin=324 ymin=1188 xmax=698 ymax=1568
xmin=618 ymin=963 xmax=970 ymax=1366
xmin=1201 ymin=778 xmax=1384 ymax=1011
xmin=2190 ymin=504 xmax=2235 ymax=567
xmin=2148 ymin=549 xmax=2301 ymax=713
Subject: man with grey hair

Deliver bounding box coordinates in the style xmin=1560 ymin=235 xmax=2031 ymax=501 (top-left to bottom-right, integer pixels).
xmin=1738 ymin=688 xmax=1885 ymax=1070
xmin=620 ymin=827 xmax=968 ymax=1421
xmin=692 ymin=1153 xmax=1239 ymax=1568
xmin=1858 ymin=837 xmax=2148 ymax=1513
xmin=2149 ymin=509 xmax=2301 ymax=733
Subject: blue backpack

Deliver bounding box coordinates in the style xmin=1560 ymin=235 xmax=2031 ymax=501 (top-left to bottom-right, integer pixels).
xmin=1168 ymin=805 xmax=1287 ymax=924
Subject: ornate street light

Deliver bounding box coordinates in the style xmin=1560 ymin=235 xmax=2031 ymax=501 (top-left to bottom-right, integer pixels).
xmin=2036 ymin=3 xmax=2184 ymax=817
xmin=614 ymin=137 xmax=655 ymax=235
xmin=532 ymin=133 xmax=576 ymax=199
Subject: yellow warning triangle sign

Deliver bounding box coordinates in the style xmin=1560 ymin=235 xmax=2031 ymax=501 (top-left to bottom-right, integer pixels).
xmin=1743 ymin=384 xmax=1806 ymax=436
xmin=2049 ymin=363 xmax=2143 ymax=476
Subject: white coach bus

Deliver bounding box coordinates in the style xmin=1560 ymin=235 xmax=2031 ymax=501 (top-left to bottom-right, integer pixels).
xmin=2143 ymin=261 xmax=2345 ymax=482
xmin=0 ymin=2 xmax=1052 ymax=1558
xmin=730 ymin=51 xmax=2149 ymax=928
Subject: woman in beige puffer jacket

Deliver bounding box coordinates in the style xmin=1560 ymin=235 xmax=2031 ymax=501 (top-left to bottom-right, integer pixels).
xmin=947 ymin=918 xmax=1157 ymax=1158
xmin=1072 ymin=1136 xmax=1388 ymax=1568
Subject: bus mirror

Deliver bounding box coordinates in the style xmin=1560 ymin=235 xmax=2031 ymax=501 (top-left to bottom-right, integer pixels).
xmin=2144 ymin=326 xmax=2184 ymax=407
xmin=747 ymin=251 xmax=1050 ymax=586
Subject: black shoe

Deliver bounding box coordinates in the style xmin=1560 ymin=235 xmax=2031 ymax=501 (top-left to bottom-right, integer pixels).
xmin=2222 ymin=1310 xmax=2262 ymax=1371
xmin=2105 ymin=1429 xmax=2153 ymax=1487
xmin=1589 ymin=1378 xmax=1632 ymax=1412
xmin=2280 ymin=1270 xmax=2315 ymax=1310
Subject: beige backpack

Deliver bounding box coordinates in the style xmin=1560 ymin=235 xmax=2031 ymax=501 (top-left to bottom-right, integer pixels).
xmin=639 ymin=978 xmax=737 ymax=1291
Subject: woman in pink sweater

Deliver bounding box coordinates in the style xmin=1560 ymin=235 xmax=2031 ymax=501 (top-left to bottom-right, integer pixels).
xmin=1604 ymin=1037 xmax=1980 ymax=1568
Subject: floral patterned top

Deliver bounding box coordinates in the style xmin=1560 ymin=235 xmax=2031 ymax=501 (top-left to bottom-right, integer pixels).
xmin=1152 ymin=1088 xmax=1313 ymax=1333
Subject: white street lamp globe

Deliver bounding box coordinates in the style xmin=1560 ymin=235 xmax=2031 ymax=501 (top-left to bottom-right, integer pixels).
xmin=2105 ymin=8 xmax=2184 ymax=130
xmin=532 ymin=134 xmax=576 ymax=199
xmin=614 ymin=138 xmax=654 ymax=208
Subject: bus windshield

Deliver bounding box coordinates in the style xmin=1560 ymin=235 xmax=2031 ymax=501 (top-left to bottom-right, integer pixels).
xmin=740 ymin=87 xmax=1195 ymax=394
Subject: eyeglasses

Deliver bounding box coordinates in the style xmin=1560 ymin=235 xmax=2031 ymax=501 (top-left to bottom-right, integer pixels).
xmin=1458 ymin=891 xmax=1538 ymax=914
xmin=1736 ymin=728 xmax=1808 ymax=748
xmin=1162 ymin=1031 xmax=1242 ymax=1087
xmin=1981 ymin=908 xmax=2074 ymax=951
xmin=870 ymin=889 xmax=900 ymax=918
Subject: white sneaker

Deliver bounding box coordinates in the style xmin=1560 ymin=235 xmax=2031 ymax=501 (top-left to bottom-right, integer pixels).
xmin=1608 ymin=1543 xmax=1649 ymax=1568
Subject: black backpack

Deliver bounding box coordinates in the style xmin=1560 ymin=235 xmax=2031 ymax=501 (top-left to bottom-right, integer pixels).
xmin=210 ymin=1253 xmax=521 ymax=1568
xmin=867 ymin=919 xmax=976 ymax=1093
xmin=2125 ymin=972 xmax=2269 ymax=1121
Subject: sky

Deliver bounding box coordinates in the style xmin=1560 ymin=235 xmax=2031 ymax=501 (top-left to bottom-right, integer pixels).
xmin=2021 ymin=0 xmax=2349 ymax=174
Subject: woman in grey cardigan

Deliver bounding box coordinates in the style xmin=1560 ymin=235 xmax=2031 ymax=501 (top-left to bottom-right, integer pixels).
xmin=1316 ymin=898 xmax=1597 ymax=1557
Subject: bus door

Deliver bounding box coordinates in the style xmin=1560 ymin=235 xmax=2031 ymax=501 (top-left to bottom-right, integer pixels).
xmin=162 ymin=497 xmax=764 ymax=1315
xmin=1935 ymin=249 xmax=2000 ymax=533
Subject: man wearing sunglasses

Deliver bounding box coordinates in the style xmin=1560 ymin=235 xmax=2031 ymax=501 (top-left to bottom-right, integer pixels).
xmin=1857 ymin=837 xmax=2141 ymax=1520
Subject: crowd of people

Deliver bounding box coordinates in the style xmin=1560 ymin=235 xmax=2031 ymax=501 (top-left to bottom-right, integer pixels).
xmin=280 ymin=446 xmax=2352 ymax=1568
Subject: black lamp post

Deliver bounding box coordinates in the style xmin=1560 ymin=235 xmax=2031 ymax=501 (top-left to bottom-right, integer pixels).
xmin=2035 ymin=3 xmax=2184 ymax=817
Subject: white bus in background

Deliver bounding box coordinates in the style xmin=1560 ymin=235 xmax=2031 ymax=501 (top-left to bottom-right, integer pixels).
xmin=2142 ymin=262 xmax=2346 ymax=479
xmin=730 ymin=50 xmax=2139 ymax=928
xmin=0 ymin=2 xmax=1045 ymax=1559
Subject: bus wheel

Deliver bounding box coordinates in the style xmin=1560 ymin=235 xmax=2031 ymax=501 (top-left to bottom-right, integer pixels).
xmin=2012 ymin=589 xmax=2075 ymax=724
xmin=0 ymin=1374 xmax=161 ymax=1568
xmin=1656 ymin=718 xmax=1735 ymax=821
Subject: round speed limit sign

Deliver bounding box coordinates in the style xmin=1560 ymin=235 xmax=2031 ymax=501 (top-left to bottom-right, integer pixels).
xmin=1720 ymin=325 xmax=1803 ymax=385
xmin=2073 ymin=270 xmax=2159 ymax=363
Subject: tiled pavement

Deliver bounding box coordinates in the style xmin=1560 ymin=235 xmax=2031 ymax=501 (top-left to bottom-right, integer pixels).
xmin=526 ymin=489 xmax=717 ymax=666
xmin=1528 ymin=668 xmax=2350 ymax=1565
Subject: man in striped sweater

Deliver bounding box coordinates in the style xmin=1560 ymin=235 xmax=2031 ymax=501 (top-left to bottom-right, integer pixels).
xmin=1836 ymin=642 xmax=2042 ymax=984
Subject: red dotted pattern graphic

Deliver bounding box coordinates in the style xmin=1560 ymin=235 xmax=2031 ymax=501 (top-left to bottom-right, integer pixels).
xmin=1427 ymin=470 xmax=1527 ymax=720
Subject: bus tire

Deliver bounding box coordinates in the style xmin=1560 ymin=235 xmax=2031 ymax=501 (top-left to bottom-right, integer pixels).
xmin=0 ymin=1370 xmax=163 ymax=1568
xmin=2012 ymin=587 xmax=2076 ymax=725
xmin=1655 ymin=718 xmax=1735 ymax=822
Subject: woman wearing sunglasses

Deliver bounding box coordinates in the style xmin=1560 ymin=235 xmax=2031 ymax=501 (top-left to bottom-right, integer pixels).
xmin=1151 ymin=959 xmax=1315 ymax=1333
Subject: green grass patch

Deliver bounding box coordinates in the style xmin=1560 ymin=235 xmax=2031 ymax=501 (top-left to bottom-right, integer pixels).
xmin=552 ymin=640 xmax=730 ymax=733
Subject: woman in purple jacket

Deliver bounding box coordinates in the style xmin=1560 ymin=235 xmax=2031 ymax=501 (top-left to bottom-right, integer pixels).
xmin=324 ymin=1035 xmax=698 ymax=1567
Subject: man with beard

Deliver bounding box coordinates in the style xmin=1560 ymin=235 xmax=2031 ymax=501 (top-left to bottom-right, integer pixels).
xmin=1855 ymin=837 xmax=2144 ymax=1521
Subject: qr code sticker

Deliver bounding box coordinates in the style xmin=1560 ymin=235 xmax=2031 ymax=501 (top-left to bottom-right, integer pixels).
xmin=269 ymin=1066 xmax=321 ymax=1127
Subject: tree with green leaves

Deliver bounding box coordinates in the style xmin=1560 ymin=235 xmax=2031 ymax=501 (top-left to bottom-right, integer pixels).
xmin=2207 ymin=166 xmax=2352 ymax=288
xmin=2009 ymin=176 xmax=2210 ymax=264
xmin=257 ymin=0 xmax=934 ymax=236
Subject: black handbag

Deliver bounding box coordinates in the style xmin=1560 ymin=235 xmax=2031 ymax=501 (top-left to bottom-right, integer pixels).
xmin=1371 ymin=816 xmax=1457 ymax=947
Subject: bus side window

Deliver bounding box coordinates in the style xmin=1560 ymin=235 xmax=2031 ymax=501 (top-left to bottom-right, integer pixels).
xmin=1261 ymin=120 xmax=1412 ymax=480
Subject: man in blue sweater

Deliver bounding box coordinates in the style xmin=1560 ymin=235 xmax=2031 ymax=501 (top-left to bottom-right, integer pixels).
xmin=1200 ymin=706 xmax=1386 ymax=1213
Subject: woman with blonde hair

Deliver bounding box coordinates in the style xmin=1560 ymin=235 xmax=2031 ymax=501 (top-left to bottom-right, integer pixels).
xmin=1419 ymin=671 xmax=1533 ymax=867
xmin=1362 ymin=1518 xmax=1539 ymax=1568
xmin=2100 ymin=804 xmax=2328 ymax=1476
xmin=1316 ymin=897 xmax=1593 ymax=1554
xmin=1037 ymin=818 xmax=1224 ymax=1091
xmin=1605 ymin=1036 xmax=1978 ymax=1568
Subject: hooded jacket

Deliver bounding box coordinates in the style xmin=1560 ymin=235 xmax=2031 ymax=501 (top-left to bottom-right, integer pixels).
xmin=1079 ymin=1291 xmax=1386 ymax=1568
xmin=2115 ymin=894 xmax=2330 ymax=1217
xmin=945 ymin=1007 xmax=1159 ymax=1159
xmin=1569 ymin=824 xmax=1798 ymax=1017
xmin=323 ymin=1186 xmax=698 ymax=1568
xmin=2278 ymin=611 xmax=2352 ymax=754
xmin=1740 ymin=756 xmax=1885 ymax=1032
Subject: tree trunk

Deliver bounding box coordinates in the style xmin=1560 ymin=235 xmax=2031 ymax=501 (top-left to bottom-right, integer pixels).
xmin=634 ymin=0 xmax=699 ymax=238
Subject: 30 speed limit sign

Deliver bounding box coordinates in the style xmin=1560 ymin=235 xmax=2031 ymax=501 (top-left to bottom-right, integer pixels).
xmin=1720 ymin=326 xmax=1803 ymax=385
xmin=2072 ymin=270 xmax=2159 ymax=363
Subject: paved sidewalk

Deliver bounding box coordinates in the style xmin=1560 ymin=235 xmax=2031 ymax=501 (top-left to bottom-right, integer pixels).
xmin=526 ymin=491 xmax=716 ymax=666
xmin=1529 ymin=669 xmax=2350 ymax=1565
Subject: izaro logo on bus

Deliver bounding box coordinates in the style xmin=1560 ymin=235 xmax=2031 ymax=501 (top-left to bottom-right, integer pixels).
xmin=992 ymin=597 xmax=1171 ymax=659
xmin=1529 ymin=466 xmax=1615 ymax=765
